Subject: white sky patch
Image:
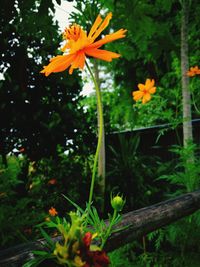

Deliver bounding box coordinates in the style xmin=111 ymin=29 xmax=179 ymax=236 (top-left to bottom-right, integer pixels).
xmin=53 ymin=0 xmax=76 ymax=32
xmin=0 ymin=73 xmax=4 ymax=80
xmin=81 ymin=79 xmax=94 ymax=96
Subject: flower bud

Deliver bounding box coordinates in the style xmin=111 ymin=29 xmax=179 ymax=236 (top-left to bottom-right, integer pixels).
xmin=111 ymin=194 xmax=125 ymax=212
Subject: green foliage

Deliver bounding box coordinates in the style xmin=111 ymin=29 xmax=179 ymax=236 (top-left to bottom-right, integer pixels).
xmin=109 ymin=243 xmax=135 ymax=267
xmin=158 ymin=143 xmax=200 ymax=194
xmin=63 ymin=193 xmax=125 ymax=250
xmin=108 ymin=241 xmax=173 ymax=267
xmin=0 ymin=148 xmax=93 ymax=248
xmin=23 ymin=213 xmax=84 ymax=267
xmin=107 ymin=142 xmax=200 ymax=266
xmin=0 ymin=156 xmax=45 ymax=248
xmin=24 ymin=147 xmax=94 ymax=214
xmin=0 ymin=156 xmax=21 ymax=191
xmin=86 ymin=203 xmax=122 ymax=249
xmin=146 ymin=143 xmax=200 ymax=266
xmin=148 ymin=229 xmax=165 ymax=251
xmin=107 ymin=134 xmax=156 ymax=210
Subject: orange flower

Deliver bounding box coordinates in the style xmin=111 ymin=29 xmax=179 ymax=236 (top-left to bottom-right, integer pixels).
xmin=41 ymin=13 xmax=126 ymax=76
xmin=49 ymin=207 xmax=58 ymax=216
xmin=132 ymin=78 xmax=156 ymax=104
xmin=187 ymin=66 xmax=200 ymax=77
xmin=48 ymin=178 xmax=57 ymax=185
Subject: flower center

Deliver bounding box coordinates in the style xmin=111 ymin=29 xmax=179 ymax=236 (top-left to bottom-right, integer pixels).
xmin=63 ymin=24 xmax=82 ymax=41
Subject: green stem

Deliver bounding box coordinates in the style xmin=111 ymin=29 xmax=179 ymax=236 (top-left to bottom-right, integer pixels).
xmin=100 ymin=209 xmax=117 ymax=249
xmin=85 ymin=60 xmax=104 ymax=207
xmin=191 ymin=90 xmax=200 ymax=114
xmin=142 ymin=235 xmax=146 ymax=254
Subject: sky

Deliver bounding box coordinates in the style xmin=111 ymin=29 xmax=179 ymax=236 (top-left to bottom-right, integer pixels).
xmin=53 ymin=0 xmax=76 ymax=31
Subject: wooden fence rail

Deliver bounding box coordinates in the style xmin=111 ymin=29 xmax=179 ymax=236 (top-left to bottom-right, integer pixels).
xmin=0 ymin=190 xmax=200 ymax=267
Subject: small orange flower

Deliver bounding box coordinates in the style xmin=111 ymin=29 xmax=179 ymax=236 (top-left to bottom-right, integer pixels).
xmin=19 ymin=147 xmax=25 ymax=153
xmin=48 ymin=178 xmax=57 ymax=185
xmin=132 ymin=78 xmax=156 ymax=104
xmin=49 ymin=207 xmax=58 ymax=216
xmin=41 ymin=13 xmax=126 ymax=76
xmin=187 ymin=66 xmax=200 ymax=77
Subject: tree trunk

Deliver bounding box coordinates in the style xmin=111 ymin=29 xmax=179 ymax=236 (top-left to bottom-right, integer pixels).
xmin=93 ymin=61 xmax=105 ymax=213
xmin=181 ymin=0 xmax=193 ymax=146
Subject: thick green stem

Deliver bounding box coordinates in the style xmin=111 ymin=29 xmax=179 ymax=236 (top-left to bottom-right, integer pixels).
xmin=86 ymin=61 xmax=104 ymax=207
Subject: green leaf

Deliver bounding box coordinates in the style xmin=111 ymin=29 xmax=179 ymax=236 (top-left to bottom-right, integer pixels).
xmin=32 ymin=250 xmax=49 ymax=256
xmin=39 ymin=227 xmax=54 ymax=248
xmin=62 ymin=194 xmax=85 ymax=214
xmin=22 ymin=256 xmax=48 ymax=267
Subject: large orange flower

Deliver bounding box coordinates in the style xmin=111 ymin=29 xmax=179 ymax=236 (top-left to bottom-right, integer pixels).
xmin=41 ymin=13 xmax=126 ymax=76
xmin=132 ymin=79 xmax=156 ymax=104
xmin=187 ymin=66 xmax=200 ymax=77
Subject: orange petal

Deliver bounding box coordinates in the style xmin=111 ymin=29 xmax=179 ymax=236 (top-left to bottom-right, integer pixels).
xmin=69 ymin=52 xmax=85 ymax=74
xmin=88 ymin=14 xmax=103 ymax=39
xmin=151 ymin=79 xmax=155 ymax=86
xmin=88 ymin=13 xmax=112 ymax=41
xmin=88 ymin=29 xmax=127 ymax=49
xmin=85 ymin=48 xmax=120 ymax=61
xmin=187 ymin=71 xmax=195 ymax=77
xmin=133 ymin=91 xmax=144 ymax=101
xmin=40 ymin=54 xmax=75 ymax=76
xmin=149 ymin=87 xmax=156 ymax=94
xmin=138 ymin=83 xmax=145 ymax=91
xmin=142 ymin=93 xmax=151 ymax=104
xmin=187 ymin=71 xmax=193 ymax=77
xmin=145 ymin=79 xmax=155 ymax=90
xmin=193 ymin=66 xmax=198 ymax=71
